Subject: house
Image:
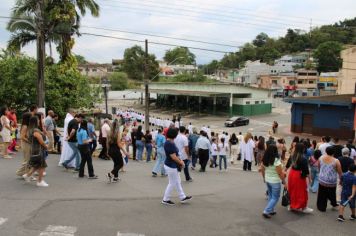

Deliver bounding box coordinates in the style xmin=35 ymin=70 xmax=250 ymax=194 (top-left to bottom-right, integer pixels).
xmin=337 ymin=46 xmax=356 ymax=94
xmin=285 ymin=94 xmax=355 ymax=139
xmin=159 ymin=61 xmax=198 ymax=76
xmin=295 ymin=69 xmax=318 ymax=96
xmin=78 ymin=63 xmax=113 ymax=78
xmin=258 ymin=74 xmax=297 ymax=97
xmin=317 ymin=72 xmax=338 ymax=96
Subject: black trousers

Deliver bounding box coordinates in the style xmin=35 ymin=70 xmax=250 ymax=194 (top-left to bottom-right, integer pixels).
xmin=89 ymin=140 xmax=97 ymax=155
xmin=183 ymin=159 xmax=191 ymax=180
xmin=243 ymin=160 xmax=252 ymax=171
xmin=317 ymin=184 xmax=338 ymax=212
xmin=132 ymin=141 xmax=137 ymax=160
xmin=78 ymin=144 xmax=94 ymax=177
xmin=111 ymin=154 xmax=124 ymax=178
xmin=99 ymin=138 xmax=108 ymax=159
xmin=54 ymin=133 xmax=61 ymax=153
xmin=198 ymin=149 xmax=209 ymax=171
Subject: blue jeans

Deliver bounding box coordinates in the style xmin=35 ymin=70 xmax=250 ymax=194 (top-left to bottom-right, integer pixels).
xmin=136 ymin=140 xmax=144 ymax=161
xmin=64 ymin=142 xmax=81 ymax=169
xmin=152 ymin=147 xmax=166 ymax=175
xmin=219 ymin=155 xmax=227 ymax=170
xmin=263 ymin=182 xmax=281 ymax=214
xmin=145 ymin=143 xmax=153 ymax=162
xmin=191 ymin=151 xmax=198 ymax=167
xmin=310 ymin=166 xmax=319 ymax=193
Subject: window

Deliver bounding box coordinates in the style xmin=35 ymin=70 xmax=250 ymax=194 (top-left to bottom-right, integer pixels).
xmin=92 ymin=68 xmax=97 ymax=72
xmin=298 ymin=80 xmax=303 ymax=84
xmin=246 ymin=101 xmax=250 ymax=105
xmin=289 ymin=80 xmax=295 ymax=85
xmin=272 ymin=80 xmax=277 ymax=84
xmin=261 ymin=101 xmax=265 ymax=104
xmin=255 ymin=101 xmax=260 ymax=104
xmin=309 ymin=80 xmax=315 ymax=84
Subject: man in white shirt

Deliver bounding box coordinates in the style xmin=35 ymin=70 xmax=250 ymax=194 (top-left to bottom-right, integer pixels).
xmin=99 ymin=119 xmax=111 ymax=160
xmin=318 ymin=136 xmax=332 ymax=155
xmin=195 ymin=131 xmax=211 ymax=172
xmin=175 ymin=126 xmax=193 ymax=182
xmin=188 ymin=122 xmax=193 ymax=134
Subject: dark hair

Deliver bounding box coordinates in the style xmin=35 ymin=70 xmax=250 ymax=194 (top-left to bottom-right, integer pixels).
xmin=21 ymin=112 xmax=32 ymax=126
xmin=29 ymin=104 xmax=38 ymax=112
xmin=35 ymin=112 xmax=44 ymax=131
xmin=221 ymin=138 xmax=225 ymax=147
xmin=75 ymin=113 xmax=85 ymax=119
xmin=349 ymin=164 xmax=356 ymax=172
xmin=79 ymin=119 xmax=88 ymax=133
xmin=291 ymin=143 xmax=305 ymax=166
xmin=28 ymin=116 xmax=39 ymax=134
xmin=277 ymin=138 xmax=285 ymax=144
xmin=312 ymin=140 xmax=317 ymax=149
xmin=325 ymin=146 xmax=335 ymax=156
xmin=257 ymin=136 xmax=265 ymax=150
xmin=313 ymin=150 xmax=322 ymax=160
xmin=167 ymin=128 xmax=178 ymax=139
xmin=263 ymin=144 xmax=279 ymax=167
xmin=179 ymin=126 xmax=186 ymax=133
xmin=108 ymin=120 xmax=119 ymax=145
xmin=324 ymin=136 xmax=331 ymax=143
xmin=230 ymin=133 xmax=238 ymax=144
xmin=158 ymin=128 xmax=162 ymax=133
xmin=333 ymin=137 xmax=339 ymax=143
xmin=212 ymin=138 xmax=216 ymax=142
xmin=0 ymin=106 xmax=8 ymax=116
xmin=137 ymin=125 xmax=142 ymax=133
xmin=292 ymin=136 xmax=299 ymax=143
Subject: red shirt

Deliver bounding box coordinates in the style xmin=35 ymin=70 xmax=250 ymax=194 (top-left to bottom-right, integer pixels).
xmin=7 ymin=112 xmax=17 ymax=128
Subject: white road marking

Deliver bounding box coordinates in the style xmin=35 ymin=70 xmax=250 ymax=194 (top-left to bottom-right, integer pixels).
xmin=0 ymin=218 xmax=8 ymax=226
xmin=39 ymin=225 xmax=77 ymax=236
xmin=117 ymin=232 xmax=145 ymax=236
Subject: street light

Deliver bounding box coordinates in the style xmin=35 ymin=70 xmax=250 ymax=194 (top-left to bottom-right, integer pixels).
xmin=101 ymin=77 xmax=111 ymax=115
xmin=144 ymin=56 xmax=186 ymax=131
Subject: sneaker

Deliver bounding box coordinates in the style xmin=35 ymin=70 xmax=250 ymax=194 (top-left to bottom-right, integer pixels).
xmin=112 ymin=177 xmax=120 ymax=183
xmin=152 ymin=172 xmax=157 ymax=177
xmin=62 ymin=163 xmax=69 ymax=170
xmin=106 ymin=173 xmax=112 ymax=183
xmin=186 ymin=178 xmax=193 ymax=182
xmin=337 ymin=215 xmax=345 ymax=222
xmin=350 ymin=215 xmax=356 ymax=220
xmin=22 ymin=174 xmax=30 ymax=182
xmin=269 ymin=212 xmax=277 ymax=216
xmin=72 ymin=169 xmax=79 ymax=173
xmin=161 ymin=174 xmax=167 ymax=177
xmin=332 ymin=205 xmax=339 ymax=211
xmin=30 ymin=176 xmax=37 ymax=182
xmin=180 ymin=196 xmax=192 ymax=203
xmin=3 ymin=155 xmax=13 ymax=159
xmin=262 ymin=213 xmax=271 ymax=219
xmin=302 ymin=207 xmax=313 ymax=214
xmin=88 ymin=175 xmax=98 ymax=179
xmin=36 ymin=180 xmax=49 ymax=187
xmin=161 ymin=200 xmax=175 ymax=206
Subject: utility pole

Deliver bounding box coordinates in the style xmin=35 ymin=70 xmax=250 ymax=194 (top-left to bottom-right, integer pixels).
xmin=36 ymin=0 xmax=46 ymax=108
xmin=144 ymin=39 xmax=150 ymax=131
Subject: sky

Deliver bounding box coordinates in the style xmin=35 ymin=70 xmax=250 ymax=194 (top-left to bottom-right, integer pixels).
xmin=0 ymin=0 xmax=355 ymax=64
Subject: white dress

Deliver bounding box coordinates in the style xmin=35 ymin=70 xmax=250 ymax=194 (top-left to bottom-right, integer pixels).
xmin=58 ymin=113 xmax=76 ymax=167
xmin=0 ymin=116 xmax=12 ymax=143
xmin=241 ymin=139 xmax=255 ymax=162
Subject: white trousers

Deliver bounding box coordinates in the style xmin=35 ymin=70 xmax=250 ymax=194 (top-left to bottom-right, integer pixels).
xmin=163 ymin=165 xmax=186 ymax=201
xmin=230 ymin=145 xmax=239 ymax=163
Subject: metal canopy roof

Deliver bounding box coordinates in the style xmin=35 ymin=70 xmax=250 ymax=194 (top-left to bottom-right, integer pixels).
xmin=136 ymin=89 xmax=231 ymax=97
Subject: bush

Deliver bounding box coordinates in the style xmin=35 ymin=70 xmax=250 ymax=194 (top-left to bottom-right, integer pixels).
xmin=109 ymin=72 xmax=129 ymax=90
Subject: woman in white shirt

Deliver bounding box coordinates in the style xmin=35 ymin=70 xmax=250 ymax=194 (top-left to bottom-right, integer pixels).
xmin=210 ymin=138 xmax=218 ymax=168
xmin=241 ymin=132 xmax=255 ymax=171
xmin=218 ymin=138 xmax=229 ymax=172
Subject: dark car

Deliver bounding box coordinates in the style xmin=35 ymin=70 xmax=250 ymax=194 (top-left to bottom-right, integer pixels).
xmin=224 ymin=116 xmax=249 ymax=127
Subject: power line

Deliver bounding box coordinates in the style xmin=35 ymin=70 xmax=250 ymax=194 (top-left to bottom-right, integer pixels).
xmin=81 ymin=26 xmax=241 ymax=48
xmin=80 ymin=32 xmax=234 ymax=53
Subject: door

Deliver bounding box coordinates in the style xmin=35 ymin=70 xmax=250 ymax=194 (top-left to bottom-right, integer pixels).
xmin=302 ymin=114 xmax=313 ymax=133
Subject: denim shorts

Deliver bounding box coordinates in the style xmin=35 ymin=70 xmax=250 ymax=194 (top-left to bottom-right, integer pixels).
xmin=341 ymin=193 xmax=356 ymax=209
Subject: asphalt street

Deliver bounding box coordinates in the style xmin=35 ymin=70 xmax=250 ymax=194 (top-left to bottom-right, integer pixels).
xmin=0 ymin=152 xmax=355 ymax=236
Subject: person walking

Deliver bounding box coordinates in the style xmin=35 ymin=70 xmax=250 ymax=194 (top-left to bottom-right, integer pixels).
xmin=218 ymin=138 xmax=228 ymax=172
xmin=135 ymin=125 xmax=145 ymax=161
xmin=309 ymin=150 xmax=322 ymax=193
xmin=175 ymin=126 xmax=193 ymax=182
xmin=0 ymin=106 xmax=12 ymax=159
xmin=260 ymin=144 xmax=285 ymax=218
xmin=210 ymin=138 xmax=218 ymax=168
xmin=152 ymin=129 xmax=166 ymax=177
xmin=77 ymin=120 xmax=98 ymax=179
xmin=99 ymin=119 xmax=111 ymax=160
xmin=144 ymin=130 xmax=153 ymax=162
xmin=276 ymin=138 xmax=287 ymax=162
xmin=317 ymin=146 xmax=342 ymax=212
xmin=188 ymin=128 xmax=199 ymax=170
xmin=241 ymin=132 xmax=255 ymax=171
xmin=256 ymin=136 xmax=266 ymax=166
xmin=337 ymin=164 xmax=356 ymax=222
xmin=286 ymin=143 xmax=313 ymax=213
xmin=22 ymin=116 xmax=49 ymax=187
xmin=53 ymin=114 xmax=61 ymax=154
xmin=106 ymin=120 xmax=130 ymax=183
xmin=16 ymin=112 xmax=32 ymax=176
xmin=62 ymin=114 xmax=84 ymax=171
xmin=131 ymin=126 xmax=137 ymax=160
xmin=59 ymin=109 xmax=75 ymax=167
xmin=195 ymin=131 xmax=211 ymax=172
xmin=229 ymin=133 xmax=239 ymax=165
xmin=44 ymin=110 xmax=55 ymax=153
xmin=87 ymin=118 xmax=97 ymax=155
xmin=162 ymin=128 xmax=192 ymax=206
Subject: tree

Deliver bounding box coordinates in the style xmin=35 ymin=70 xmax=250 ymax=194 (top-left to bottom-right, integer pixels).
xmin=122 ymin=45 xmax=159 ymax=81
xmin=314 ymin=41 xmax=343 ymax=72
xmin=202 ymin=60 xmax=220 ymax=74
xmin=109 ymin=72 xmax=129 ymax=91
xmin=164 ymin=47 xmax=196 ymax=65
xmin=253 ymin=32 xmax=269 ymax=47
xmin=74 ymin=54 xmax=87 ymax=64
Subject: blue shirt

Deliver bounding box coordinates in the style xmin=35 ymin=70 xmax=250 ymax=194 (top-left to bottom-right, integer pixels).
xmin=341 ymin=172 xmax=356 ymax=196
xmin=77 ymin=129 xmax=89 ymax=145
xmin=87 ymin=123 xmax=96 ymax=140
xmin=155 ymin=133 xmax=166 ymax=149
xmin=164 ymin=141 xmax=179 ymax=169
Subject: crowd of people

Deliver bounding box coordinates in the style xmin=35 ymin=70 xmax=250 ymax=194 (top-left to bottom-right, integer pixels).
xmin=1 ymin=105 xmax=356 ymax=219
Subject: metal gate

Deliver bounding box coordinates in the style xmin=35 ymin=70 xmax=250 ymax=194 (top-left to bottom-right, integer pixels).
xmin=302 ymin=114 xmax=313 ymax=133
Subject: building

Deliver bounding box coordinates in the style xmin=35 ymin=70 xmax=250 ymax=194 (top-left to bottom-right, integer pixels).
xmin=286 ymin=94 xmax=355 ymax=139
xmin=144 ymin=82 xmax=272 ymax=116
xmin=258 ymin=74 xmax=297 ymax=97
xmin=317 ymin=72 xmax=338 ymax=96
xmin=158 ymin=61 xmax=198 ymax=76
xmin=294 ymin=69 xmax=318 ymax=96
xmin=274 ymin=53 xmax=308 ymax=68
xmin=78 ymin=63 xmax=113 ymax=78
xmin=337 ymin=46 xmax=356 ymax=94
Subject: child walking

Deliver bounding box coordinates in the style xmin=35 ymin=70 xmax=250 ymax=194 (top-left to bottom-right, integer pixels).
xmin=337 ymin=164 xmax=356 ymax=222
xmin=218 ymin=138 xmax=228 ymax=172
xmin=210 ymin=138 xmax=218 ymax=168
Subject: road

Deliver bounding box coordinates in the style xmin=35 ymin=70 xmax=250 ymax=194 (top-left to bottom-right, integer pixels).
xmin=0 ymin=153 xmax=354 ymax=236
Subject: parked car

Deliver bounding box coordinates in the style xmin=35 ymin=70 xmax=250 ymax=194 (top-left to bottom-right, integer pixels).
xmin=224 ymin=116 xmax=249 ymax=127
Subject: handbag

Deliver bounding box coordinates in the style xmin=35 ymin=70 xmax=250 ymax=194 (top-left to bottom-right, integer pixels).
xmin=281 ymin=187 xmax=290 ymax=207
xmin=29 ymin=132 xmax=43 ymax=165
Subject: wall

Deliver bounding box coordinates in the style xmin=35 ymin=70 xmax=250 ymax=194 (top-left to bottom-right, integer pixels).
xmin=291 ymin=103 xmax=355 ymax=139
xmin=338 ymin=46 xmax=356 ymax=94
xmin=232 ymin=103 xmax=272 ymax=116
